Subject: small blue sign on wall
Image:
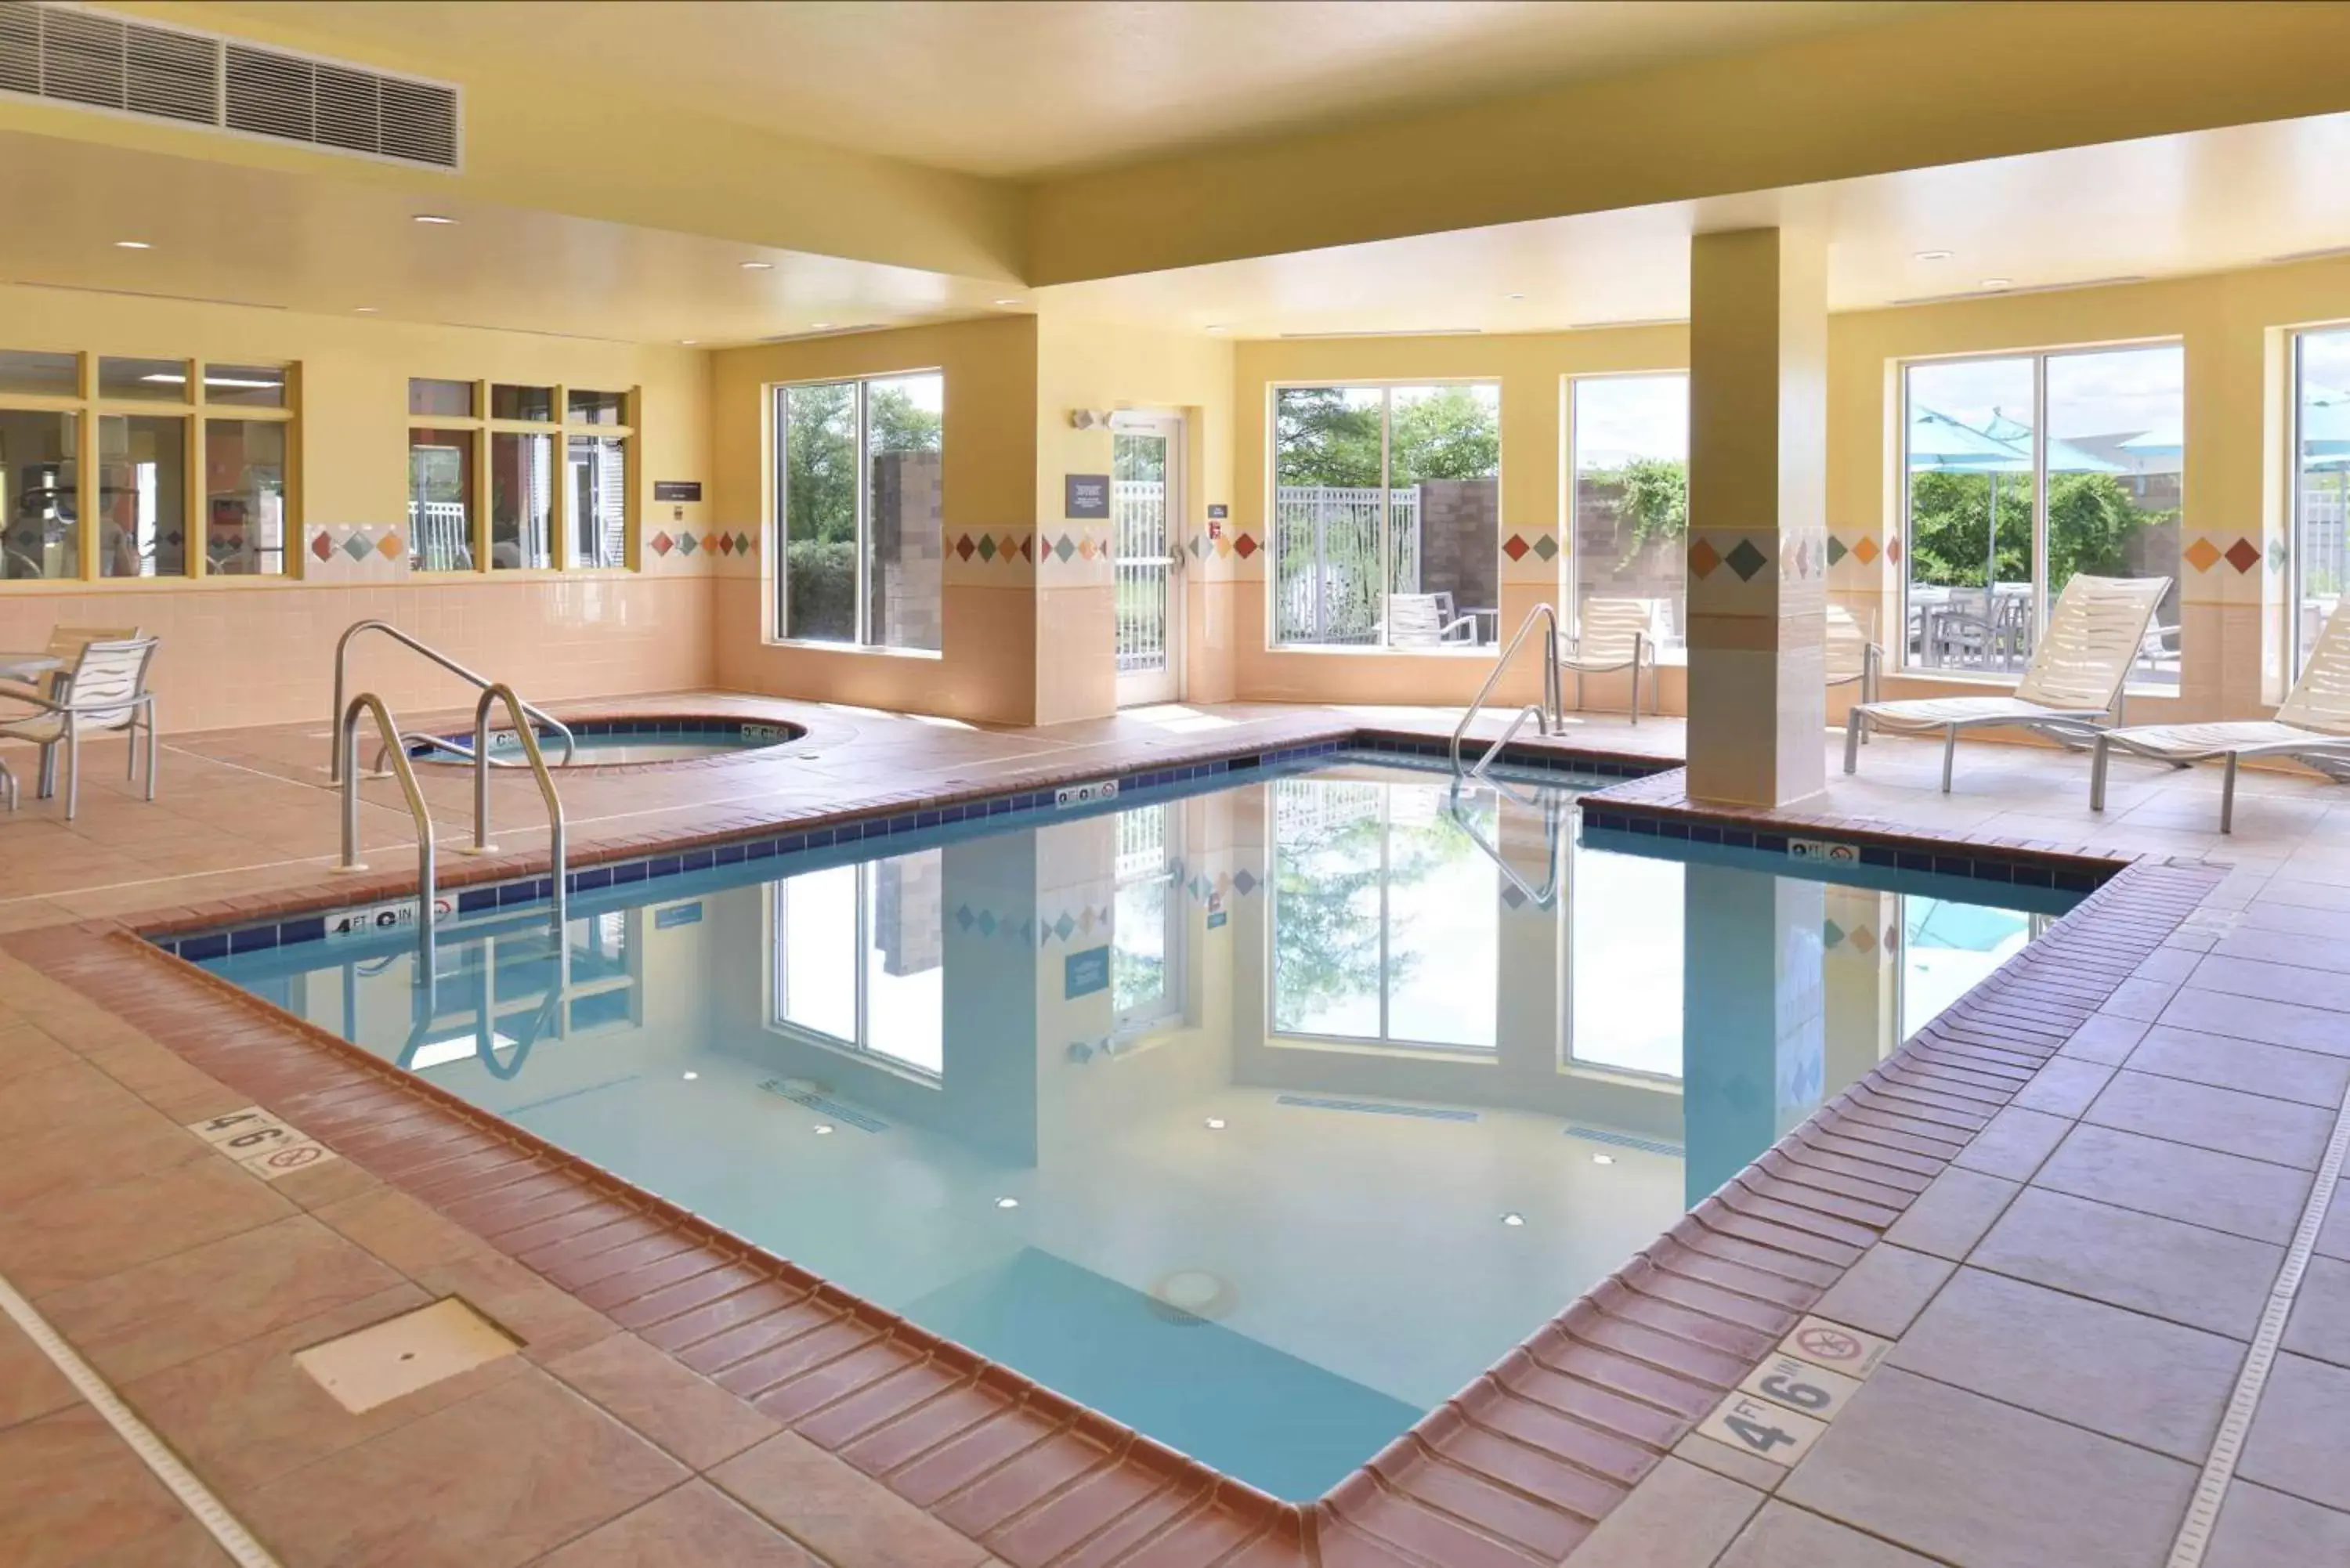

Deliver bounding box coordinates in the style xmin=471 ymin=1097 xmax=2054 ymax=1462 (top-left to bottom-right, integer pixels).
xmin=1065 ymin=945 xmax=1111 ymax=999
xmin=655 ymin=901 xmax=703 ymax=929
xmin=1065 ymin=473 xmax=1111 ymax=519
xmin=1207 ymin=911 xmax=1228 ymax=930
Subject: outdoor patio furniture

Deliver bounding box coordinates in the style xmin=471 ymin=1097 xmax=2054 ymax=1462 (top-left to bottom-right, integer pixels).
xmin=1845 ymin=574 xmax=2171 ymax=790
xmin=1560 ymin=598 xmax=1661 ymax=723
xmin=0 ymin=625 xmax=140 ymax=703
xmin=0 ymin=636 xmax=161 ymax=820
xmin=1825 ymin=605 xmax=1882 ymax=711
xmin=2091 ymin=596 xmax=2350 ymax=832
xmin=1386 ymin=592 xmax=1479 ymax=647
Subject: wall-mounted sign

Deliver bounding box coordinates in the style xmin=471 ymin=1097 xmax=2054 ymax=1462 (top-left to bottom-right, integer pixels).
xmin=1207 ymin=504 xmax=1228 ymax=518
xmin=653 ymin=481 xmax=703 ymax=503
xmin=655 ymin=901 xmax=704 ymax=929
xmin=1065 ymin=474 xmax=1111 ymax=519
xmin=1065 ymin=945 xmax=1111 ymax=999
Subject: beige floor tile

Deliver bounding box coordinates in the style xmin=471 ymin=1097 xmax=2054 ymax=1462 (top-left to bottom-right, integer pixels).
xmin=2239 ymin=1352 xmax=2350 ymax=1512
xmin=1971 ymin=1187 xmax=2283 ymax=1339
xmin=1880 ymin=1166 xmax=2019 ymax=1262
xmin=1716 ymin=1501 xmax=1938 ymax=1566
xmin=310 ymin=1183 xmax=498 ymax=1275
xmin=712 ymin=1431 xmax=991 ymax=1568
xmin=2206 ymin=1479 xmax=2350 ymax=1568
xmin=1806 ymin=1243 xmax=1955 ymax=1339
xmin=2082 ymin=1069 xmax=2335 ymax=1169
xmin=0 ymin=1404 xmax=193 ymax=1568
xmin=0 ymin=1144 xmax=295 ymax=1296
xmin=546 ymin=1331 xmax=780 ymax=1469
xmin=1567 ymin=1455 xmax=1763 ymax=1568
xmin=2032 ymin=1122 xmax=2314 ymax=1246
xmin=0 ymin=1314 xmax=78 ymax=1431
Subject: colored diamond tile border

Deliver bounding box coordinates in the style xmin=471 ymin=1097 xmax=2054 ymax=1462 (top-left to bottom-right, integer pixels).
xmin=1826 ymin=536 xmax=1849 ymax=567
xmin=1724 ymin=537 xmax=1770 ymax=581
xmin=2184 ymin=535 xmax=2223 ymax=573
xmin=1853 ymin=536 xmax=1880 ymax=566
xmin=1532 ymin=533 xmax=1560 ymax=562
xmin=376 ymin=530 xmax=403 ymax=559
xmin=1502 ymin=533 xmax=1531 ymax=562
xmin=2225 ymin=537 xmax=2262 ymax=573
xmin=1233 ymin=533 xmax=1259 ymax=559
xmin=650 ymin=531 xmax=674 ymax=556
xmin=340 ymin=531 xmax=374 ymax=563
xmin=676 ymin=532 xmax=699 ymax=556
xmin=1689 ymin=538 xmax=1723 ymax=579
xmin=310 ymin=531 xmax=334 ymax=562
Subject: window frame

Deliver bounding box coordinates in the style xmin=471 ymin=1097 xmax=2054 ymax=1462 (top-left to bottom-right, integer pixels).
xmin=1565 ymin=368 xmax=1691 ymax=658
xmin=2288 ymin=325 xmax=2350 ymax=682
xmin=767 ymin=367 xmax=945 ymax=655
xmin=0 ymin=350 xmax=299 ymax=587
xmin=1264 ymin=378 xmax=1503 ymax=655
xmin=764 ymin=861 xmax=945 ymax=1086
xmin=405 ymin=379 xmax=637 ymax=577
xmin=1894 ymin=338 xmax=2184 ymax=687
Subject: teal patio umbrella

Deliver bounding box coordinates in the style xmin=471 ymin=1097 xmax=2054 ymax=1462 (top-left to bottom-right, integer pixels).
xmin=1907 ymin=406 xmax=2034 ymax=593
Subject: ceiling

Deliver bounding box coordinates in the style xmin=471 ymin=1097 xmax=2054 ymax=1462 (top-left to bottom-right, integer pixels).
xmin=201 ymin=0 xmax=1934 ymax=179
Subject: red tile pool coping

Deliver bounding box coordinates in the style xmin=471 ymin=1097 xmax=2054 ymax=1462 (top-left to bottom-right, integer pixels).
xmin=0 ymin=732 xmax=2225 ymax=1568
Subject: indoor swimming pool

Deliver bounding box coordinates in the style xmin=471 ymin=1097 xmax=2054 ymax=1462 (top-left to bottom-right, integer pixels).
xmin=196 ymin=753 xmax=2077 ymax=1500
xmin=403 ymin=716 xmax=804 ymax=767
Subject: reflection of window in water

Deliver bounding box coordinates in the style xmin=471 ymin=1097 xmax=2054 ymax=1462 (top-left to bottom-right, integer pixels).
xmin=1112 ymin=805 xmax=1184 ymax=1035
xmin=1564 ymin=845 xmax=1686 ymax=1080
xmin=1270 ymin=778 xmax=1497 ymax=1050
xmin=1899 ymin=897 xmax=2034 ymax=1039
xmin=772 ymin=851 xmax=945 ymax=1078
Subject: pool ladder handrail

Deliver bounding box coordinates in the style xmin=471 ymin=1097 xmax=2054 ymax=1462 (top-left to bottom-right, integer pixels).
xmin=1451 ymin=602 xmax=1565 ymax=780
xmin=334 ymin=693 xmax=441 ymax=973
xmin=465 ymin=683 xmax=569 ymax=932
xmin=330 ymin=620 xmax=575 ymax=783
xmin=1446 ymin=781 xmax=1570 ymax=909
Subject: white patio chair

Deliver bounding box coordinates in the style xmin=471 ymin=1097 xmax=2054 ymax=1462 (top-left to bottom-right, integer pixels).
xmin=1560 ymin=598 xmax=1661 ymax=723
xmin=2091 ymin=596 xmax=2350 ymax=833
xmin=1386 ymin=592 xmax=1479 ymax=647
xmin=1845 ymin=574 xmax=2171 ymax=791
xmin=0 ymin=637 xmax=161 ymax=821
xmin=1825 ymin=604 xmax=1883 ymax=709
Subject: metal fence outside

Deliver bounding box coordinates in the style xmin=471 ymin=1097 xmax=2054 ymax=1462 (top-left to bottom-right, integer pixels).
xmin=1271 ymin=486 xmax=1422 ymax=645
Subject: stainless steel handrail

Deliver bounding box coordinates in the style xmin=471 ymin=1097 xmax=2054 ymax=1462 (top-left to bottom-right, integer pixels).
xmin=1446 ymin=783 xmax=1568 ymax=909
xmin=1449 ymin=603 xmax=1564 ymax=777
xmin=371 ymin=730 xmax=542 ymax=776
xmin=468 ymin=683 xmax=568 ymax=930
xmin=336 ymin=693 xmax=439 ymax=970
xmin=330 ymin=620 xmax=575 ymax=782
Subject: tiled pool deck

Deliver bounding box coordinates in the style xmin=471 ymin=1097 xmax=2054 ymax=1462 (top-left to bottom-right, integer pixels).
xmin=1 ymin=696 xmax=2347 ymax=1567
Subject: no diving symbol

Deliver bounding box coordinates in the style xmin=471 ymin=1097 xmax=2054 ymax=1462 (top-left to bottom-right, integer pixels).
xmin=262 ymin=1144 xmax=324 ymax=1171
xmin=1795 ymin=1324 xmax=1864 ymax=1365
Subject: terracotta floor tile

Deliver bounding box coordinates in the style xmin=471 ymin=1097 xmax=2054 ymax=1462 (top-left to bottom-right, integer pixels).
xmin=1564 ymin=1454 xmax=1762 ymax=1568
xmin=2319 ymin=1180 xmax=2350 ymax=1265
xmin=1972 ymin=1187 xmax=2284 ymax=1338
xmin=2082 ymin=1069 xmax=2337 ymax=1169
xmin=0 ymin=1144 xmax=293 ymax=1296
xmin=410 ymin=1249 xmax=618 ymax=1362
xmin=546 ymin=1331 xmax=781 ymax=1469
xmin=0 ymin=1314 xmax=78 ymax=1431
xmin=1778 ymin=1368 xmax=2195 ymax=1568
xmin=2008 ymin=1057 xmax=2116 ymax=1118
xmin=1805 ymin=1243 xmax=1954 ymax=1340
xmin=712 ymin=1431 xmax=992 ymax=1568
xmin=69 ymin=1517 xmax=237 ymax=1566
xmin=309 ymin=1184 xmax=497 ymax=1276
xmin=2239 ymin=1352 xmax=2350 ymax=1511
xmin=2206 ymin=1479 xmax=2350 ymax=1568
xmin=1878 ymin=1166 xmax=2018 ymax=1262
xmin=535 ymin=1481 xmax=820 ymax=1568
xmin=1714 ymin=1501 xmax=1937 ymax=1566
xmin=1887 ymin=1267 xmax=2244 ymax=1462
xmin=38 ymin=1212 xmax=405 ymax=1383
xmin=2158 ymin=986 xmax=2350 ymax=1057
xmin=2125 ymin=1025 xmax=2350 ymax=1108
xmin=240 ymin=1366 xmax=685 ymax=1568
xmin=2032 ymin=1122 xmax=2314 ymax=1246
xmin=0 ymin=1404 xmax=192 ymax=1568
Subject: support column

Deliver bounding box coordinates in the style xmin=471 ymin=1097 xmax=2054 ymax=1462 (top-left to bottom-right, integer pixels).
xmin=1681 ymin=862 xmax=1826 ymax=1209
xmin=1686 ymin=228 xmax=1830 ymax=807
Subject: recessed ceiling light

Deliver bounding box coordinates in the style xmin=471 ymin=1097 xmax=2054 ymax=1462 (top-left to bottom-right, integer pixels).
xmin=1980 ymin=277 xmax=2013 ymax=290
xmin=994 ymin=298 xmax=1025 ymax=307
xmin=1500 ymin=1212 xmax=1526 ymax=1227
xmin=812 ymin=1124 xmax=834 ymax=1135
xmin=1204 ymin=1117 xmax=1227 ymax=1130
xmin=1203 ymin=324 xmax=1227 ymax=333
xmin=1506 ymin=292 xmax=1527 ymax=301
xmin=412 ymin=214 xmax=457 ymax=225
xmin=1913 ymin=250 xmax=1954 ymax=262
xmin=739 ymin=259 xmax=773 ymax=270
xmin=678 ymin=338 xmax=698 ymax=345
xmin=995 ymin=1196 xmax=1020 ymax=1209
xmin=681 ymin=1071 xmax=698 ymax=1080
xmin=113 ymin=240 xmax=150 ymax=250
xmin=354 ymin=306 xmax=378 ymax=314
xmin=1592 ymin=1152 xmax=1616 ymax=1165
xmin=808 ymin=323 xmax=833 ymax=331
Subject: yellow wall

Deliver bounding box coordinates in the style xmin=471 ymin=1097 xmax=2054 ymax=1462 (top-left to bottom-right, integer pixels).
xmin=0 ymin=283 xmax=715 ymax=730
xmin=710 ymin=316 xmax=1042 ymax=724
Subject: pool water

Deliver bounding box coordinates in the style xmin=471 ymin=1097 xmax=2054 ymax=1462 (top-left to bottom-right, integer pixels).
xmin=201 ymin=754 xmax=2070 ymax=1499
xmin=405 ymin=718 xmax=798 ymax=767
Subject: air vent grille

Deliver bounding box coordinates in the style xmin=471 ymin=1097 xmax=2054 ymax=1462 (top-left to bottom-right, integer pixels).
xmin=0 ymin=2 xmax=459 ymax=168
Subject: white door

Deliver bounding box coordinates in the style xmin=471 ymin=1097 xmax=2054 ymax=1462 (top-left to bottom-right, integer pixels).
xmin=1112 ymin=417 xmax=1184 ymax=706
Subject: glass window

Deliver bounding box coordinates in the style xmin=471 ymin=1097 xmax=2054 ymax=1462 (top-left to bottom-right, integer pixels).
xmin=0 ymin=410 xmax=78 ymax=580
xmin=1271 ymin=383 xmax=1501 ymax=648
xmin=408 ymin=378 xmax=474 ymax=418
xmin=1566 ymin=841 xmax=1684 ymax=1078
xmin=566 ymin=388 xmax=625 ymax=425
xmin=407 ymin=428 xmax=475 ymax=572
xmin=490 ymin=431 xmax=554 ymax=570
xmin=204 ymin=418 xmax=288 ymax=576
xmin=1902 ymin=345 xmax=2181 ymax=688
xmin=1571 ymin=374 xmax=1690 ymax=651
xmin=1112 ymin=804 xmax=1184 ymax=1035
xmin=98 ymin=414 xmax=188 ymax=577
xmin=1268 ymin=775 xmax=1498 ymax=1051
xmin=99 ymin=356 xmax=189 ymax=402
xmin=772 ymin=851 xmax=944 ymax=1078
xmin=566 ymin=434 xmax=627 ymax=569
xmin=0 ymin=350 xmax=77 ymax=399
xmin=201 ymin=363 xmax=286 ymax=408
xmin=490 ymin=384 xmax=554 ymax=422
xmin=2292 ymin=328 xmax=2350 ymax=677
xmin=1899 ymin=896 xmax=2032 ymax=1039
xmin=862 ymin=372 xmax=943 ymax=651
xmin=774 ymin=374 xmax=941 ymax=649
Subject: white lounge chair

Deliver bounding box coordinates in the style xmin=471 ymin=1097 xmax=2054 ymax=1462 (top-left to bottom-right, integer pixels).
xmin=2091 ymin=596 xmax=2350 ymax=833
xmin=1386 ymin=592 xmax=1479 ymax=647
xmin=1825 ymin=604 xmax=1883 ymax=708
xmin=0 ymin=637 xmax=161 ymax=820
xmin=1845 ymin=574 xmax=2171 ymax=791
xmin=1560 ymin=598 xmax=1661 ymax=723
